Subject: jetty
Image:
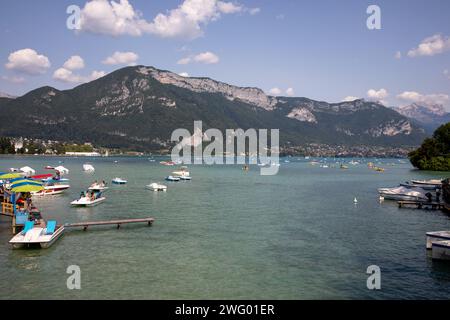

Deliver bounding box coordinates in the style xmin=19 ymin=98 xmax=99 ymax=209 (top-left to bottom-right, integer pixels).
xmin=398 ymin=200 xmax=445 ymax=210
xmin=64 ymin=217 xmax=155 ymax=231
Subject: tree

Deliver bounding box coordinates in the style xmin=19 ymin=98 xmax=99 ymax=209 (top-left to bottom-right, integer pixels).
xmin=409 ymin=123 xmax=450 ymax=171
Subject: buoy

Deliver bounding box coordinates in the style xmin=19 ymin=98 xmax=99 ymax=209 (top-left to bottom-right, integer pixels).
xmin=354 ymin=197 xmax=358 ymax=204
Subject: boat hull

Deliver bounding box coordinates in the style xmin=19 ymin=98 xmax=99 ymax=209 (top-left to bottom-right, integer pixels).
xmin=71 ymin=197 xmax=106 ymax=207
xmin=9 ymin=226 xmax=65 ymax=249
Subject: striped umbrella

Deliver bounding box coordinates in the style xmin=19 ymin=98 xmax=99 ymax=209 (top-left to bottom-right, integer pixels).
xmin=0 ymin=173 xmax=22 ymax=180
xmin=10 ymin=180 xmax=44 ymax=193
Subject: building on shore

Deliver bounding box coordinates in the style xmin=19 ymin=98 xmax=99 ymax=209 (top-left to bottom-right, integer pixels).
xmin=65 ymin=152 xmax=101 ymax=157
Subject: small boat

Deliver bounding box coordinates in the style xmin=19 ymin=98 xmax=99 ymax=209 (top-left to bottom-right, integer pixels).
xmin=172 ymin=166 xmax=190 ymax=176
xmin=178 ymin=175 xmax=192 ymax=181
xmin=54 ymin=166 xmax=69 ymax=175
xmin=146 ymin=183 xmax=167 ymax=191
xmin=431 ymin=240 xmax=450 ymax=260
xmin=160 ymin=161 xmax=175 ymax=166
xmin=400 ymin=181 xmax=439 ymax=191
xmin=377 ymin=186 xmax=428 ymax=201
xmin=165 ymin=176 xmax=180 ymax=182
xmin=83 ymin=164 xmax=95 ymax=172
xmin=426 ymin=231 xmax=450 ymax=249
xmin=411 ymin=179 xmax=442 ymax=186
xmin=20 ymin=166 xmax=36 ymax=176
xmin=71 ymin=190 xmax=106 ymax=207
xmin=9 ymin=220 xmax=64 ymax=249
xmin=41 ymin=177 xmax=70 ymax=183
xmin=340 ymin=164 xmax=349 ymax=169
xmin=31 ymin=182 xmax=70 ymax=196
xmin=112 ymin=178 xmax=127 ymax=184
xmin=44 ymin=166 xmax=55 ymax=170
xmin=88 ymin=183 xmax=109 ymax=191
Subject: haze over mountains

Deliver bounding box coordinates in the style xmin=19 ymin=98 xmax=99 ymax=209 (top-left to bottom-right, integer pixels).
xmin=392 ymin=103 xmax=450 ymax=133
xmin=0 ymin=66 xmax=429 ymax=151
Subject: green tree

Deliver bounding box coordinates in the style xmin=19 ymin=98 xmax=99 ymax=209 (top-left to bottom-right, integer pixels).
xmin=409 ymin=122 xmax=450 ymax=171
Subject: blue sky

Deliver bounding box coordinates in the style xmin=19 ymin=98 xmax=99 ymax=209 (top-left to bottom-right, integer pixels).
xmin=1 ymin=0 xmax=449 ymax=109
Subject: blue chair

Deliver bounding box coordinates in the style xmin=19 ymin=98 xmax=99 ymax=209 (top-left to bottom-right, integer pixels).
xmin=21 ymin=221 xmax=34 ymax=235
xmin=45 ymin=221 xmax=57 ymax=235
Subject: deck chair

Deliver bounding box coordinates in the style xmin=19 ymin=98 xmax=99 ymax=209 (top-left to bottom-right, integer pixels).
xmin=45 ymin=221 xmax=57 ymax=235
xmin=21 ymin=221 xmax=34 ymax=235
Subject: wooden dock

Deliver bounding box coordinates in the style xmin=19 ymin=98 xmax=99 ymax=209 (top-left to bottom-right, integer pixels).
xmin=64 ymin=217 xmax=155 ymax=231
xmin=398 ymin=200 xmax=445 ymax=210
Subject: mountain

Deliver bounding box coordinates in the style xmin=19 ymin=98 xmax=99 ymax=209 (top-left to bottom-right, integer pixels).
xmin=0 ymin=66 xmax=427 ymax=151
xmin=393 ymin=103 xmax=450 ymax=133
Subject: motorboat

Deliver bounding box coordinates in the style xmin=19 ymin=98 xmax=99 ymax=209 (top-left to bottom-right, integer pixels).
xmin=172 ymin=166 xmax=190 ymax=176
xmin=165 ymin=176 xmax=180 ymax=182
xmin=20 ymin=166 xmax=36 ymax=176
xmin=83 ymin=164 xmax=95 ymax=172
xmin=88 ymin=182 xmax=109 ymax=191
xmin=178 ymin=175 xmax=192 ymax=181
xmin=54 ymin=166 xmax=69 ymax=175
xmin=400 ymin=181 xmax=440 ymax=191
xmin=146 ymin=183 xmax=167 ymax=191
xmin=411 ymin=179 xmax=442 ymax=186
xmin=71 ymin=190 xmax=106 ymax=207
xmin=31 ymin=182 xmax=70 ymax=196
xmin=377 ymin=186 xmax=428 ymax=201
xmin=426 ymin=231 xmax=450 ymax=249
xmin=41 ymin=177 xmax=70 ymax=183
xmin=9 ymin=220 xmax=64 ymax=249
xmin=112 ymin=177 xmax=127 ymax=185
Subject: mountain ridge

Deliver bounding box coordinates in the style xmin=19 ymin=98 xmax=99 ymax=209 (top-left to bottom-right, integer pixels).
xmin=0 ymin=65 xmax=427 ymax=151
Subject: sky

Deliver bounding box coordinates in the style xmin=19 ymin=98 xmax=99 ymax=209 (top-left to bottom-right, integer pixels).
xmin=0 ymin=0 xmax=449 ymax=110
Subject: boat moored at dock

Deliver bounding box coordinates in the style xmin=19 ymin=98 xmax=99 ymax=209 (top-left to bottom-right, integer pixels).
xmin=426 ymin=231 xmax=450 ymax=249
xmin=9 ymin=220 xmax=64 ymax=249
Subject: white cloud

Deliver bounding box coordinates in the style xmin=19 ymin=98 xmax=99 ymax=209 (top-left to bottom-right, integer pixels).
xmin=275 ymin=14 xmax=285 ymax=20
xmin=63 ymin=56 xmax=85 ymax=70
xmin=248 ymin=7 xmax=260 ymax=15
xmin=177 ymin=57 xmax=192 ymax=65
xmin=407 ymin=34 xmax=450 ymax=57
xmin=444 ymin=69 xmax=450 ymax=79
xmin=5 ymin=48 xmax=51 ymax=75
xmin=342 ymin=96 xmax=359 ymax=102
xmin=53 ymin=68 xmax=106 ymax=83
xmin=217 ymin=1 xmax=242 ymax=14
xmin=178 ymin=72 xmax=190 ymax=77
xmin=102 ymin=51 xmax=139 ymax=65
xmin=178 ymin=51 xmax=219 ymax=64
xmin=268 ymin=87 xmax=282 ymax=96
xmin=285 ymin=88 xmax=295 ymax=96
xmin=193 ymin=51 xmax=219 ymax=64
xmin=1 ymin=75 xmax=26 ymax=84
xmin=397 ymin=91 xmax=449 ymax=107
xmin=395 ymin=51 xmax=402 ymax=59
xmin=367 ymin=88 xmax=388 ymax=100
xmin=77 ymin=0 xmax=254 ymax=40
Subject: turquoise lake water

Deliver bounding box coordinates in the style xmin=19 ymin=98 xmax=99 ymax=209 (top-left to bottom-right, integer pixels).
xmin=1 ymin=156 xmax=450 ymax=299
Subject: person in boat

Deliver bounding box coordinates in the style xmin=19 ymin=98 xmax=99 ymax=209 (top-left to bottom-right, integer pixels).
xmin=25 ymin=193 xmax=32 ymax=212
xmin=90 ymin=191 xmax=95 ymax=201
xmin=80 ymin=191 xmax=85 ymax=199
xmin=425 ymin=192 xmax=433 ymax=203
xmin=101 ymin=180 xmax=106 ymax=187
xmin=54 ymin=170 xmax=61 ymax=180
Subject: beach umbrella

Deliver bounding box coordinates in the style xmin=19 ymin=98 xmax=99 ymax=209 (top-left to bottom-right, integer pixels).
xmin=0 ymin=172 xmax=22 ymax=180
xmin=10 ymin=180 xmax=44 ymax=193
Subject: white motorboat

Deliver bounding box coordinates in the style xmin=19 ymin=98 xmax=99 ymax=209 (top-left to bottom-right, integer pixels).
xmin=146 ymin=183 xmax=167 ymax=191
xmin=431 ymin=240 xmax=450 ymax=260
xmin=54 ymin=166 xmax=69 ymax=175
xmin=83 ymin=164 xmax=95 ymax=172
xmin=178 ymin=175 xmax=192 ymax=181
xmin=20 ymin=166 xmax=36 ymax=176
xmin=31 ymin=182 xmax=71 ymax=196
xmin=400 ymin=181 xmax=440 ymax=191
xmin=377 ymin=186 xmax=428 ymax=201
xmin=426 ymin=231 xmax=450 ymax=249
xmin=9 ymin=221 xmax=64 ymax=249
xmin=88 ymin=183 xmax=109 ymax=191
xmin=165 ymin=176 xmax=180 ymax=182
xmin=411 ymin=179 xmax=442 ymax=186
xmin=112 ymin=177 xmax=127 ymax=184
xmin=172 ymin=166 xmax=190 ymax=176
xmin=71 ymin=190 xmax=106 ymax=207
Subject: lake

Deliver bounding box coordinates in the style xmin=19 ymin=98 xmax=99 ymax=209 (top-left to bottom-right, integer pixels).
xmin=1 ymin=155 xmax=450 ymax=299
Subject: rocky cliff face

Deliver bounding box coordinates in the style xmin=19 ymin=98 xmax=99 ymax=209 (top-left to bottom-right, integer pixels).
xmin=138 ymin=66 xmax=278 ymax=110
